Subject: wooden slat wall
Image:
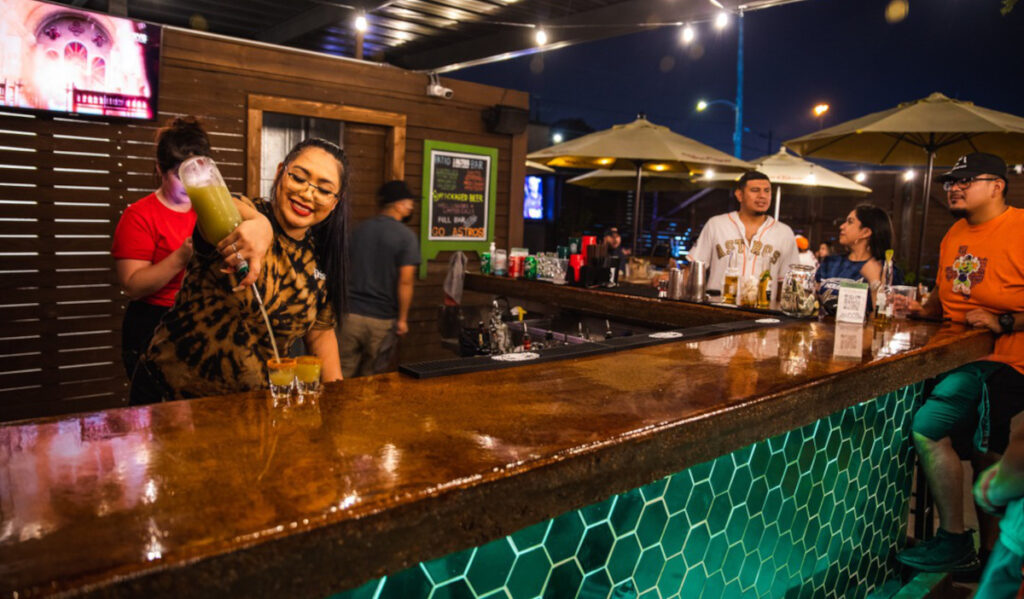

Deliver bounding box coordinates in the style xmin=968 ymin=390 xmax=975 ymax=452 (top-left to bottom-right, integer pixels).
xmin=0 ymin=27 xmax=527 ymax=421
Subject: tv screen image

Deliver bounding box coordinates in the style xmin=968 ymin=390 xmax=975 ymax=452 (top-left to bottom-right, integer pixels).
xmin=523 ymin=175 xmax=544 ymax=220
xmin=0 ymin=0 xmax=160 ymax=119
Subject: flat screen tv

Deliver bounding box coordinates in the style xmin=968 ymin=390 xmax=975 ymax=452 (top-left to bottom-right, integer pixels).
xmin=0 ymin=0 xmax=160 ymax=120
xmin=524 ymin=175 xmax=544 ymax=220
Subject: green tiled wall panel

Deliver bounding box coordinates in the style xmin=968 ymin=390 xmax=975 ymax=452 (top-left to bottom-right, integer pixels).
xmin=330 ymin=383 xmax=921 ymax=599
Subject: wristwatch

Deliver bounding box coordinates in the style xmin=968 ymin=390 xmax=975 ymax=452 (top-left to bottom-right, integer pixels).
xmin=998 ymin=313 xmax=1015 ymax=335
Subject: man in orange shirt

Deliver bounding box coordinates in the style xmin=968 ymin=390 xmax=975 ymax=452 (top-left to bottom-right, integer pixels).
xmin=897 ymin=153 xmax=1024 ymax=574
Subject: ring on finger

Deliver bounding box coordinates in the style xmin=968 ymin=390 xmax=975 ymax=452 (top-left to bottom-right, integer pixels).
xmin=231 ymin=243 xmax=238 ymax=253
xmin=235 ymin=252 xmax=243 ymax=262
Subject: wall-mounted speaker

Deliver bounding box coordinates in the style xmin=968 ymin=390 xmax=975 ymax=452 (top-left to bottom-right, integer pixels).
xmin=483 ymin=105 xmax=529 ymax=135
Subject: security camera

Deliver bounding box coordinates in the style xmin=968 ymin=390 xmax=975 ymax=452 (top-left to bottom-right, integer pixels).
xmin=427 ymin=83 xmax=454 ymax=99
xmin=426 ymin=73 xmax=453 ymax=99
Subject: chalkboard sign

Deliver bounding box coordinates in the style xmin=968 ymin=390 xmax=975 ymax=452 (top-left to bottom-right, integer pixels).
xmin=420 ymin=140 xmax=498 ymax=278
xmin=428 ymin=151 xmax=490 ymax=240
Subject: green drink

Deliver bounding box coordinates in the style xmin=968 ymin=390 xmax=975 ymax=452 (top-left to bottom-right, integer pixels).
xmin=186 ymin=183 xmax=242 ymax=245
xmin=296 ymin=356 xmax=322 ymax=399
xmin=179 ymin=156 xmax=242 ymax=245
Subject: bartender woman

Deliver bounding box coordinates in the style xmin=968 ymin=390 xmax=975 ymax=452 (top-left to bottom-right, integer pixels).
xmin=131 ymin=138 xmax=349 ymax=404
xmin=111 ymin=117 xmax=210 ymax=380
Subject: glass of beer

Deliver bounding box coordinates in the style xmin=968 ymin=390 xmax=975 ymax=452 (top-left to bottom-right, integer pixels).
xmin=266 ymin=358 xmax=296 ymax=400
xmin=178 ymin=156 xmax=242 ymax=246
xmin=295 ymin=356 xmax=323 ymax=400
xmin=723 ymin=265 xmax=740 ymax=305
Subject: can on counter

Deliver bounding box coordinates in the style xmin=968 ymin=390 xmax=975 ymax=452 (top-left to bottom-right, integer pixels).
xmin=524 ymin=256 xmax=537 ymax=280
xmin=508 ymin=255 xmax=525 ymax=279
xmin=480 ymin=252 xmax=491 ymax=275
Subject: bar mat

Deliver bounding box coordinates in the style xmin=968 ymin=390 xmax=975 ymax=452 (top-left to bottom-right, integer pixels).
xmin=398 ymin=317 xmax=790 ymax=379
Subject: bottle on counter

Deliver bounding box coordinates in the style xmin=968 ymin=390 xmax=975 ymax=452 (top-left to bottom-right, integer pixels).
xmin=874 ymin=249 xmax=895 ymax=321
xmin=481 ymin=241 xmax=495 ymax=275
xmin=722 ymin=249 xmax=740 ymax=305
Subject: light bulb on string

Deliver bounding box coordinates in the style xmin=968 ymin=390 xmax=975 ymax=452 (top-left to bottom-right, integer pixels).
xmin=715 ymin=12 xmax=729 ymax=30
xmin=534 ymin=28 xmax=548 ymax=46
xmin=855 ymin=172 xmax=867 ymax=183
xmin=681 ymin=24 xmax=695 ymax=44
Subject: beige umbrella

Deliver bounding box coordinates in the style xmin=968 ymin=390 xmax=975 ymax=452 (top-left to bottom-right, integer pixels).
xmin=785 ymin=92 xmax=1024 ymax=275
xmin=529 ymin=115 xmax=751 ymax=252
xmin=526 ymin=160 xmax=555 ymax=174
xmin=703 ymin=147 xmax=872 ymax=220
xmin=566 ymin=168 xmax=697 ymax=192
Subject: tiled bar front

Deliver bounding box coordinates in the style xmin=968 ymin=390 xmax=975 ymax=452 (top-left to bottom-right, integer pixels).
xmin=333 ymin=384 xmax=920 ymax=599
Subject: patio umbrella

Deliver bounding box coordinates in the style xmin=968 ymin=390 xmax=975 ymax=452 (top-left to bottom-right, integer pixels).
xmin=785 ymin=92 xmax=1024 ymax=275
xmin=702 ymin=147 xmax=871 ymax=220
xmin=566 ymin=169 xmax=697 ymax=192
xmin=526 ymin=160 xmax=555 ymax=174
xmin=528 ymin=114 xmax=751 ymax=252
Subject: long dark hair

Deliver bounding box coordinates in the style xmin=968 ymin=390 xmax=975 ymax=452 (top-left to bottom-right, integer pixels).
xmin=853 ymin=203 xmax=894 ymax=262
xmin=271 ymin=138 xmax=349 ymax=318
xmin=155 ymin=116 xmax=211 ymax=175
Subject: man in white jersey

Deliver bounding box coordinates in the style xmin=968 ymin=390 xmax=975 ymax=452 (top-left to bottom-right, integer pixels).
xmin=689 ymin=171 xmax=799 ymax=296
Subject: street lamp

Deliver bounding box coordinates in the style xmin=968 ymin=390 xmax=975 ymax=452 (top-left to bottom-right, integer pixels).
xmin=813 ymin=103 xmax=829 ymax=129
xmin=695 ymin=98 xmax=741 ymax=158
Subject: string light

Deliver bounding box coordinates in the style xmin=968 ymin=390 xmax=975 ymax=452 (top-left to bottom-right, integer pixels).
xmin=855 ymin=172 xmax=867 ymax=183
xmin=534 ymin=28 xmax=548 ymax=46
xmin=704 ymin=169 xmax=716 ymax=180
xmin=551 ymin=132 xmax=563 ymax=143
xmin=715 ymin=12 xmax=729 ymax=29
xmin=354 ymin=14 xmax=368 ymax=32
xmin=681 ymin=24 xmax=696 ymax=44
xmin=903 ymin=169 xmax=916 ymax=181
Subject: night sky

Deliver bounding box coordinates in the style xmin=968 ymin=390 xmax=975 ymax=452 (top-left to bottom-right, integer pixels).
xmin=449 ymin=0 xmax=1024 ymax=160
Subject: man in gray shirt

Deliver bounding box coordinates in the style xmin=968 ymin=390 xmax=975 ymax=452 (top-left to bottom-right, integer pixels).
xmin=340 ymin=181 xmax=421 ymax=378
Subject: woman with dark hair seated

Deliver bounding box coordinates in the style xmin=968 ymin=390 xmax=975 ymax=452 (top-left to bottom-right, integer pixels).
xmin=131 ymin=138 xmax=350 ymax=404
xmin=815 ymin=203 xmax=903 ymax=315
xmin=816 ymin=203 xmax=903 ymax=288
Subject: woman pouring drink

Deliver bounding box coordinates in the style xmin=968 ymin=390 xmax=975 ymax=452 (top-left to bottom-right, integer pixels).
xmin=131 ymin=139 xmax=349 ymax=404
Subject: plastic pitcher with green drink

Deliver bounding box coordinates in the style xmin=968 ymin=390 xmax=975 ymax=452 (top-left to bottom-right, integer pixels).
xmin=178 ymin=156 xmax=247 ymax=276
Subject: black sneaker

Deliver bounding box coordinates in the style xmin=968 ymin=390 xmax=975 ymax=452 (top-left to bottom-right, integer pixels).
xmin=896 ymin=529 xmax=981 ymax=573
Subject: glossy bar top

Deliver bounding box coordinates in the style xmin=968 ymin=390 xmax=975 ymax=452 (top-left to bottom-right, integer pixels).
xmin=0 ymin=319 xmax=993 ymax=598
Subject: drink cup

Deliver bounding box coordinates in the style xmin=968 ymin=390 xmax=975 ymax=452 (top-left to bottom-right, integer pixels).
xmin=266 ymin=358 xmax=296 ymax=400
xmin=890 ymin=285 xmax=917 ymax=319
xmin=295 ymin=356 xmax=323 ymax=400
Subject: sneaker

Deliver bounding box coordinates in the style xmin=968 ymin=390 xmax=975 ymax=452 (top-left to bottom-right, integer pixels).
xmin=896 ymin=529 xmax=981 ymax=573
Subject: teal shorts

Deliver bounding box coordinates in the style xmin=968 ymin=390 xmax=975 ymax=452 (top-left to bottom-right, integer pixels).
xmin=975 ymin=540 xmax=1024 ymax=599
xmin=912 ymin=361 xmax=1003 ymax=456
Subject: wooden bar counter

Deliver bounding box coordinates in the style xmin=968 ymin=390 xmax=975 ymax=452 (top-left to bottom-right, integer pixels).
xmin=0 ymin=316 xmax=994 ymax=598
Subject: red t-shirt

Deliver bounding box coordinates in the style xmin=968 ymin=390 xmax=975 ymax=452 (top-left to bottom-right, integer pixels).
xmin=938 ymin=206 xmax=1024 ymax=374
xmin=111 ymin=193 xmax=197 ymax=307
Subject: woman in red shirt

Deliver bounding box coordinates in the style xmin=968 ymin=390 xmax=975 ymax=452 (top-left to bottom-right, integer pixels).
xmin=110 ymin=117 xmax=210 ymax=379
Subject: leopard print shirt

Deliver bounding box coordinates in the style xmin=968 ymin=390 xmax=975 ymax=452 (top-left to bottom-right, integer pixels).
xmin=141 ymin=198 xmax=335 ymax=399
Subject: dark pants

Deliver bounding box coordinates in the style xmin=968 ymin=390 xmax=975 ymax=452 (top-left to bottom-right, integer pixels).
xmin=121 ymin=300 xmax=168 ymax=381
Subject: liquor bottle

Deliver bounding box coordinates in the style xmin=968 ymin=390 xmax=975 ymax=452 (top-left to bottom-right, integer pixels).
xmin=875 ymin=249 xmax=895 ymax=321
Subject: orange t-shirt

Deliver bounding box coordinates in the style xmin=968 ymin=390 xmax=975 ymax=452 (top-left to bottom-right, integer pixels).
xmin=937 ymin=206 xmax=1024 ymax=374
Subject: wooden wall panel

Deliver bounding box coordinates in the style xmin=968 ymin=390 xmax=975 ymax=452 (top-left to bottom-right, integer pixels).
xmin=0 ymin=27 xmax=527 ymax=420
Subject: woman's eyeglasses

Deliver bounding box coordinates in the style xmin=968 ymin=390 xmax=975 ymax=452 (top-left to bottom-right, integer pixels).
xmin=942 ymin=176 xmax=1001 ymax=192
xmin=285 ymin=171 xmax=339 ymax=206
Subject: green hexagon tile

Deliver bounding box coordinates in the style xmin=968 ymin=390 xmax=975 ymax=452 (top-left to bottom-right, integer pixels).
xmin=329 ymin=384 xmax=920 ymax=599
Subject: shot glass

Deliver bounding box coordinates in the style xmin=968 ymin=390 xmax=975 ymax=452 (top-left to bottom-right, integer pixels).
xmin=266 ymin=358 xmax=296 ymax=400
xmin=890 ymin=285 xmax=918 ymax=319
xmin=295 ymin=355 xmax=323 ymax=400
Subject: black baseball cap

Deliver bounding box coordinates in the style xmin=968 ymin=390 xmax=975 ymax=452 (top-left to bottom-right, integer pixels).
xmin=378 ymin=180 xmax=419 ymax=206
xmin=939 ymin=152 xmax=1008 ymax=183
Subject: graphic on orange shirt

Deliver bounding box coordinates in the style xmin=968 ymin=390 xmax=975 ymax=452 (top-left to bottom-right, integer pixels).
xmin=945 ymin=245 xmax=987 ymax=298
